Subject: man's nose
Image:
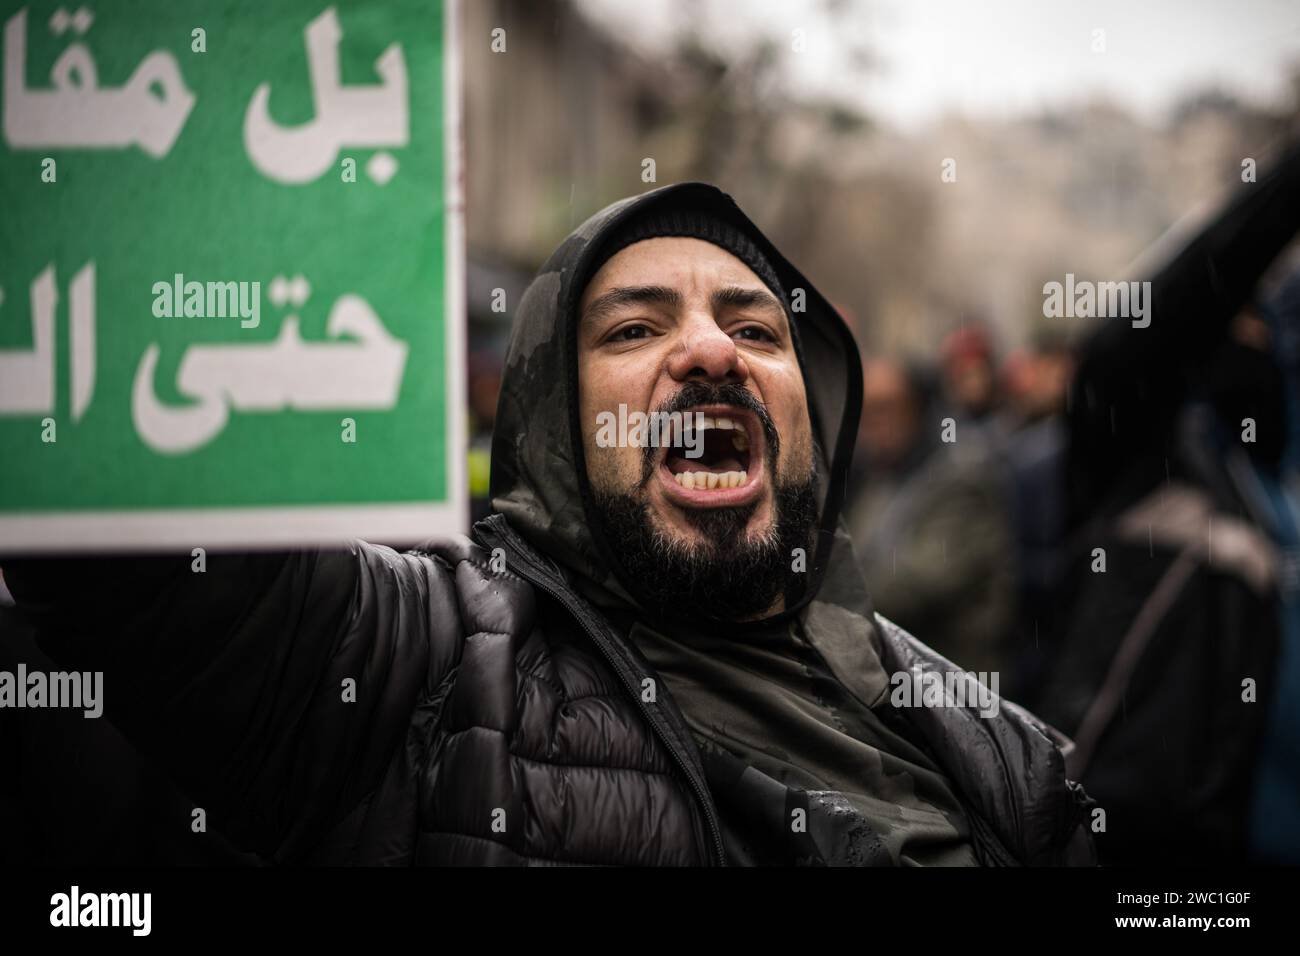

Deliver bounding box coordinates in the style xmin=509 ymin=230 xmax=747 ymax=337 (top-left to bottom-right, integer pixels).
xmin=666 ymin=312 xmax=749 ymax=384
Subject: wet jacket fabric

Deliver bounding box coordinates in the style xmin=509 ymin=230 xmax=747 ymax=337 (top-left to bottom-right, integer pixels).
xmin=622 ymin=610 xmax=982 ymax=866
xmin=10 ymin=183 xmax=1095 ymax=866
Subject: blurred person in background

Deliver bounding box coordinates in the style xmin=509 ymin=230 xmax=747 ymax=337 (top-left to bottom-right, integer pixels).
xmin=939 ymin=324 xmax=1001 ymax=426
xmin=847 ymin=356 xmax=1018 ymax=677
xmin=1039 ymin=304 xmax=1282 ymax=865
xmin=1247 ymin=265 xmax=1300 ymax=864
xmin=1035 ymin=147 xmax=1300 ymax=864
xmin=993 ymin=331 xmax=1077 ymax=696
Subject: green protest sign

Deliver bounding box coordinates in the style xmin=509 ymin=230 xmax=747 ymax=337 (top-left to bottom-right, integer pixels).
xmin=0 ymin=0 xmax=464 ymax=552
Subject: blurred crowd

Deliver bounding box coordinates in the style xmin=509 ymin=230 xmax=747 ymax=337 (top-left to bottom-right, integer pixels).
xmin=846 ymin=323 xmax=1074 ymax=687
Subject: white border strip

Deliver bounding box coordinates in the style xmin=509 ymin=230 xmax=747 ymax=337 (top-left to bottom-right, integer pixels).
xmin=0 ymin=502 xmax=464 ymax=553
xmin=442 ymin=0 xmax=467 ymax=536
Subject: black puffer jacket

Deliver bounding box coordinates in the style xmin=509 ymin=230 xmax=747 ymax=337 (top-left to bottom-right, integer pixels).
xmin=9 ymin=184 xmax=1095 ymax=866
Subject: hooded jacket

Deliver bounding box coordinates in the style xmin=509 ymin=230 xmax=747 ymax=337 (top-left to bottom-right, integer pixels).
xmin=8 ymin=183 xmax=1095 ymax=866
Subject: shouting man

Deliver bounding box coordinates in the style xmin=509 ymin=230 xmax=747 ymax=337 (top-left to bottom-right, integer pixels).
xmin=6 ymin=184 xmax=1094 ymax=866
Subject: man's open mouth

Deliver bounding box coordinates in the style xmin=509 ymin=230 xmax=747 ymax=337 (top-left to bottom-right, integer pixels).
xmin=658 ymin=407 xmax=763 ymax=503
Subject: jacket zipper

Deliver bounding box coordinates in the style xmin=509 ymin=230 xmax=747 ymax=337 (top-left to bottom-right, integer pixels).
xmin=481 ymin=521 xmax=727 ymax=866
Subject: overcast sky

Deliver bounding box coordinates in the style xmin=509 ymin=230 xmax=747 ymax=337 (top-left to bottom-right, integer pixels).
xmin=576 ymin=0 xmax=1300 ymax=128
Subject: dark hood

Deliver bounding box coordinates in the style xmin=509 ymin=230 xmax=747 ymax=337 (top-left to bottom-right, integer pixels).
xmin=489 ymin=182 xmax=864 ymax=620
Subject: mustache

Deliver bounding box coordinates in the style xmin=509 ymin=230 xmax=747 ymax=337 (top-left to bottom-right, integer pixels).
xmin=638 ymin=382 xmax=780 ymax=487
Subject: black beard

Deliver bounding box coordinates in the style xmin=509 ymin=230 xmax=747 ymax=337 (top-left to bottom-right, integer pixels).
xmin=592 ymin=476 xmax=818 ymax=624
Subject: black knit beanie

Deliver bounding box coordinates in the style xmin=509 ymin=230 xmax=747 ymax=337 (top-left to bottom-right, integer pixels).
xmin=584 ymin=205 xmax=789 ymax=315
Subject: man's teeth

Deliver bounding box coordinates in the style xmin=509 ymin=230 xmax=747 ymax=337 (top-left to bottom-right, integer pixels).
xmin=686 ymin=415 xmax=749 ymax=452
xmin=673 ymin=470 xmax=748 ymax=490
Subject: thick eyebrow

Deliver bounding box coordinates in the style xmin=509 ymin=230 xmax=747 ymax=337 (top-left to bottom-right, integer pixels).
xmin=582 ymin=285 xmax=683 ymax=326
xmin=712 ymin=285 xmax=785 ymax=318
xmin=712 ymin=285 xmax=790 ymax=334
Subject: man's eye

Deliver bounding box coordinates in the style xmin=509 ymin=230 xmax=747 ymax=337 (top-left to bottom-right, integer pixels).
xmin=611 ymin=324 xmax=651 ymax=342
xmin=735 ymin=326 xmax=775 ymax=343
